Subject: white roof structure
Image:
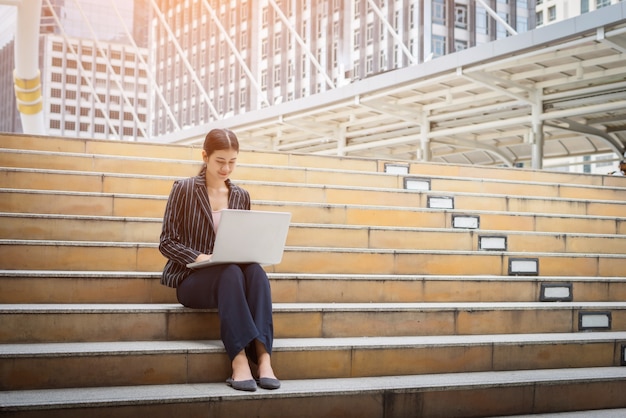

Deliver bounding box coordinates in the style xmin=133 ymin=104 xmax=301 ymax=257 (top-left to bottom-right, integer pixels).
xmin=163 ymin=2 xmax=626 ymax=169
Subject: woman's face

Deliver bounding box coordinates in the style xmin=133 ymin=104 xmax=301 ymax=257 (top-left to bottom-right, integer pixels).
xmin=203 ymin=148 xmax=238 ymax=182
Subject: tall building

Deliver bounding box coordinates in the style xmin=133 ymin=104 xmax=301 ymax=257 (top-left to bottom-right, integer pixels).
xmin=535 ymin=0 xmax=622 ymax=27
xmin=0 ymin=6 xmax=20 ymax=133
xmin=41 ymin=34 xmax=149 ymax=140
xmin=0 ymin=0 xmax=149 ymax=140
xmin=151 ymin=0 xmax=535 ymax=137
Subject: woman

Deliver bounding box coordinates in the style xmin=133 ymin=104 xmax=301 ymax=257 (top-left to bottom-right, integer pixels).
xmin=159 ymin=128 xmax=280 ymax=392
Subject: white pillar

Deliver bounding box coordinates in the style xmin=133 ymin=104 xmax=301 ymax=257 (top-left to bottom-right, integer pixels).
xmin=419 ymin=111 xmax=432 ymax=162
xmin=531 ymin=103 xmax=544 ymax=170
xmin=14 ymin=0 xmax=45 ymax=134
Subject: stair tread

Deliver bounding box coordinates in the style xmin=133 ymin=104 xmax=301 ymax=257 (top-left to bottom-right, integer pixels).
xmin=3 ymin=167 xmax=626 ymax=205
xmin=2 ymin=301 xmax=626 ymax=313
xmin=4 ymin=238 xmax=626 ymax=258
xmin=1 ymin=367 xmax=624 ymax=410
xmin=3 ymin=270 xmax=626 ymax=282
xmin=3 ymin=332 xmax=626 ymax=356
xmin=3 ymin=211 xmax=625 ymax=238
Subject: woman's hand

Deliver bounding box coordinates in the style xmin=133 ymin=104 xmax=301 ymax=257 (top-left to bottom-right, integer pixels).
xmin=195 ymin=253 xmax=213 ymax=263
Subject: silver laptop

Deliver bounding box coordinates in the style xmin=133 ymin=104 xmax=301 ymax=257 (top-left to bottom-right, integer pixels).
xmin=186 ymin=209 xmax=291 ymax=269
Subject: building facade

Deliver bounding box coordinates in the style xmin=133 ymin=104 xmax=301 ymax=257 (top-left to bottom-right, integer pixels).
xmin=150 ymin=0 xmax=535 ymax=136
xmin=0 ymin=0 xmax=149 ymax=140
xmin=535 ymin=0 xmax=622 ymax=27
xmin=41 ymin=34 xmax=149 ymax=140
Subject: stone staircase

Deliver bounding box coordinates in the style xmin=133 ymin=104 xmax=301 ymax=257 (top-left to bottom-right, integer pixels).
xmin=1 ymin=132 xmax=626 ymax=417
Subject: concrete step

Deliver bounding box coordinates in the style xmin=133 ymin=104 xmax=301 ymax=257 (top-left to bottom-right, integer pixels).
xmin=2 ymin=272 xmax=625 ymax=305
xmin=1 ymin=239 xmax=625 ymax=275
xmin=2 ymin=189 xmax=624 ymax=235
xmin=2 ymin=168 xmax=625 ymax=217
xmin=3 ymin=148 xmax=625 ymax=201
xmin=3 ymin=133 xmax=625 ymax=189
xmin=0 ymin=133 xmax=381 ymax=172
xmin=1 ymin=302 xmax=625 ymax=344
xmin=1 ymin=333 xmax=625 ymax=391
xmin=2 ymin=213 xmax=625 ymax=254
xmin=1 ymin=367 xmax=625 ymax=418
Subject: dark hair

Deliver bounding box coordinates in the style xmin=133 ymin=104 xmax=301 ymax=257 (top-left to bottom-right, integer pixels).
xmin=203 ymin=128 xmax=239 ymax=156
xmin=199 ymin=129 xmax=239 ymax=174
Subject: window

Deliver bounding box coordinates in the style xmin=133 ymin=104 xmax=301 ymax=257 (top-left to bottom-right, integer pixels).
xmin=496 ymin=12 xmax=509 ymax=38
xmin=262 ymin=39 xmax=268 ymax=58
xmin=274 ymin=33 xmax=281 ymax=53
xmin=274 ymin=65 xmax=281 ymax=87
xmin=366 ymin=56 xmax=373 ymax=74
xmin=455 ymin=4 xmax=468 ymax=29
xmin=581 ymin=0 xmax=589 ymax=13
xmin=432 ymin=35 xmax=446 ymax=57
xmin=548 ymin=6 xmax=556 ymax=21
xmin=596 ymin=0 xmax=611 ymax=8
xmin=455 ymin=39 xmax=467 ymax=52
xmin=476 ymin=8 xmax=489 ymax=34
xmin=433 ymin=0 xmax=446 ymax=24
xmin=536 ymin=11 xmax=543 ymax=26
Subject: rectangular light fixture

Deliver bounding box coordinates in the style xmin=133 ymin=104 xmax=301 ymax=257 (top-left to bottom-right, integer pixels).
xmin=385 ymin=163 xmax=410 ymax=175
xmin=404 ymin=177 xmax=430 ymax=191
xmin=479 ymin=236 xmax=507 ymax=251
xmin=508 ymin=258 xmax=539 ymax=276
xmin=428 ymin=196 xmax=454 ymax=209
xmin=578 ymin=311 xmax=612 ymax=331
xmin=540 ymin=283 xmax=573 ymax=302
xmin=452 ymin=215 xmax=480 ymax=229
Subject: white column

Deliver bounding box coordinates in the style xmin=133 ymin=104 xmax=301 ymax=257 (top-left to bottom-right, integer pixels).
xmin=13 ymin=0 xmax=45 ymax=134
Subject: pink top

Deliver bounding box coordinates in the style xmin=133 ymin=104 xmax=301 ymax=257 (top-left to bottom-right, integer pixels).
xmin=212 ymin=210 xmax=222 ymax=232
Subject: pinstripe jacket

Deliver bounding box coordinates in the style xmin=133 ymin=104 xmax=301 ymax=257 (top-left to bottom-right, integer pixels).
xmin=159 ymin=166 xmax=251 ymax=288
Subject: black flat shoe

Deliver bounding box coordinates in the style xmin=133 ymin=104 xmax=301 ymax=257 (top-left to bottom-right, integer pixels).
xmin=257 ymin=377 xmax=281 ymax=390
xmin=226 ymin=377 xmax=257 ymax=392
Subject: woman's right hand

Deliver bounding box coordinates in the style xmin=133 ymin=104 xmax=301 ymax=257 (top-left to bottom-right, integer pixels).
xmin=195 ymin=253 xmax=213 ymax=263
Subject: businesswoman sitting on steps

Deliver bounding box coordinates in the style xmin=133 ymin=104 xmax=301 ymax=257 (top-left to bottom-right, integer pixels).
xmin=159 ymin=128 xmax=280 ymax=392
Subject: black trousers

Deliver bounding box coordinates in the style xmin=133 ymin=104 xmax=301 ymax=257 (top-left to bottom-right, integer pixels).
xmin=176 ymin=263 xmax=274 ymax=363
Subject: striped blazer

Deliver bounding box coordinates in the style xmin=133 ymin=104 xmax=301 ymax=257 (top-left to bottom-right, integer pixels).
xmin=159 ymin=167 xmax=251 ymax=288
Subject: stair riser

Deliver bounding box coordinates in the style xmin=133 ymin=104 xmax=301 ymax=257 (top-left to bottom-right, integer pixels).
xmin=3 ymin=191 xmax=624 ymax=235
xmin=0 ymin=133 xmax=380 ymax=172
xmin=0 ymin=191 xmax=166 ymax=218
xmin=4 ymin=133 xmax=621 ymax=189
xmin=2 ymin=171 xmax=624 ymax=217
xmin=6 ymin=152 xmax=625 ymax=202
xmin=1 ymin=341 xmax=621 ymax=391
xmin=3 ymin=216 xmax=625 ymax=254
xmin=1 ymin=243 xmax=625 ymax=275
xmin=2 ymin=379 xmax=624 ymax=418
xmin=1 ymin=308 xmax=625 ymax=343
xmin=2 ymin=276 xmax=626 ymax=304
